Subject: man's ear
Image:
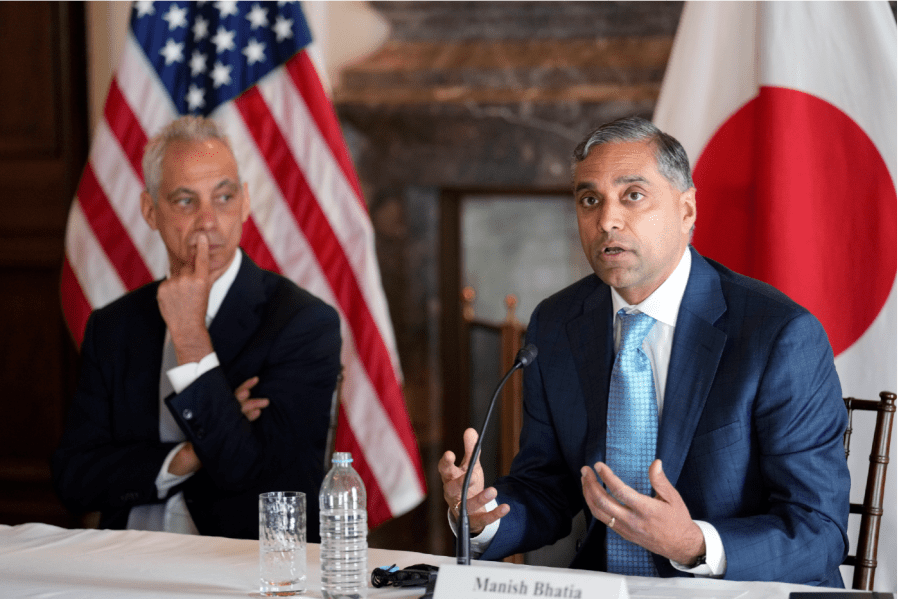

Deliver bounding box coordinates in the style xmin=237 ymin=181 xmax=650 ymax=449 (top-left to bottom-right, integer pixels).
xmin=680 ymin=187 xmax=697 ymax=233
xmin=140 ymin=191 xmax=159 ymax=231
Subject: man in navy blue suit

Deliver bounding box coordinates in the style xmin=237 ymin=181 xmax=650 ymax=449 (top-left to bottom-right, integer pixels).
xmin=53 ymin=116 xmax=341 ymax=540
xmin=439 ymin=116 xmax=850 ymax=586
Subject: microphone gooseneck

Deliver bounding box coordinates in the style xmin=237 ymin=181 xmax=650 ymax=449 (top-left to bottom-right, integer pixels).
xmin=456 ymin=344 xmax=538 ymax=565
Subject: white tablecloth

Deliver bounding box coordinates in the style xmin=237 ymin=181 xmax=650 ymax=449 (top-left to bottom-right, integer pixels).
xmin=0 ymin=523 xmax=857 ymax=598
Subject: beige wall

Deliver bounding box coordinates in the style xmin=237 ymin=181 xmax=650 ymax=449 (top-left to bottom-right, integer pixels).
xmin=85 ymin=2 xmax=129 ymax=134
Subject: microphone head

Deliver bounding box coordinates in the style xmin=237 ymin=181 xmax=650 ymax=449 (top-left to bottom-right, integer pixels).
xmin=515 ymin=344 xmax=538 ymax=367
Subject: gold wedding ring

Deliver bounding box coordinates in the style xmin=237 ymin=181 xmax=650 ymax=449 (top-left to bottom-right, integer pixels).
xmin=607 ymin=516 xmax=616 ymax=529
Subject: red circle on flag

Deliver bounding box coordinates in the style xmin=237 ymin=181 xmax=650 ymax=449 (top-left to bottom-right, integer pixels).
xmin=692 ymin=86 xmax=896 ymax=356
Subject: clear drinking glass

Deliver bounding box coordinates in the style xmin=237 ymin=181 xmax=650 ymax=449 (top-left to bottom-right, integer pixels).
xmin=259 ymin=491 xmax=306 ymax=596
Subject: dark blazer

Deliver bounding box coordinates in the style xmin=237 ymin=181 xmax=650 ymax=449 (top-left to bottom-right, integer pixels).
xmin=482 ymin=247 xmax=849 ymax=587
xmin=52 ymin=252 xmax=341 ymax=541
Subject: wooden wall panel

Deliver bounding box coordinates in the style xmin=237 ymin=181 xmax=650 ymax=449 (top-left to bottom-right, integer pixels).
xmin=0 ymin=3 xmax=60 ymax=158
xmin=0 ymin=1 xmax=87 ymax=527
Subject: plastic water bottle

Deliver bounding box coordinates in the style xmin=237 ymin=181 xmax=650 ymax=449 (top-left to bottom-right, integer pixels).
xmin=319 ymin=452 xmax=368 ymax=599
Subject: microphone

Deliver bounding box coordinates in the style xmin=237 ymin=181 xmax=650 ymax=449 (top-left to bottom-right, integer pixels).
xmin=456 ymin=344 xmax=538 ymax=565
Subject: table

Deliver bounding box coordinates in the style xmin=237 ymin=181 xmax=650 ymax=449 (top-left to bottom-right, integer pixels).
xmin=0 ymin=523 xmax=859 ymax=598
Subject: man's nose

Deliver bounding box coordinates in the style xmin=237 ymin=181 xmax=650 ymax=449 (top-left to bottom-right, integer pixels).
xmin=598 ymin=200 xmax=624 ymax=232
xmin=196 ymin=202 xmax=217 ymax=230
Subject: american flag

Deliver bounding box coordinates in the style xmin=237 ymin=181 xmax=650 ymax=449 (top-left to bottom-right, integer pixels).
xmin=61 ymin=0 xmax=426 ymax=527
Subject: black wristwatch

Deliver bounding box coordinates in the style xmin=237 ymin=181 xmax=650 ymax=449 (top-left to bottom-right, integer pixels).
xmin=688 ymin=553 xmax=707 ymax=568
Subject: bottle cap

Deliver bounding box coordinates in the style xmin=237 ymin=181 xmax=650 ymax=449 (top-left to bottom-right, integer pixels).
xmin=332 ymin=452 xmax=353 ymax=464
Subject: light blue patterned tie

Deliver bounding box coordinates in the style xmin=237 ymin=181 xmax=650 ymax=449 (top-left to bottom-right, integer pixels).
xmin=605 ymin=309 xmax=659 ymax=576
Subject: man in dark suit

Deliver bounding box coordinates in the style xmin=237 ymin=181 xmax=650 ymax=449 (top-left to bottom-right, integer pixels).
xmin=53 ymin=116 xmax=341 ymax=540
xmin=439 ymin=117 xmax=849 ymax=586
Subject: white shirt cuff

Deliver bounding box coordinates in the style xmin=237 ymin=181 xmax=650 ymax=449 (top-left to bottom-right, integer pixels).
xmin=155 ymin=442 xmax=196 ymax=499
xmin=166 ymin=352 xmax=219 ymax=394
xmin=670 ymin=520 xmax=726 ymax=577
xmin=447 ymin=499 xmax=501 ymax=557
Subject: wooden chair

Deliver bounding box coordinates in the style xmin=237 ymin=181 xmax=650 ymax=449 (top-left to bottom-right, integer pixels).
xmin=462 ymin=287 xmax=526 ymax=563
xmin=842 ymin=391 xmax=896 ymax=590
xmin=462 ymin=287 xmax=527 ymax=481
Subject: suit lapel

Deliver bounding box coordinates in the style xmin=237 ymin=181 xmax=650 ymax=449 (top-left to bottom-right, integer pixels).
xmin=657 ymin=247 xmax=727 ymax=486
xmin=567 ymin=283 xmax=615 ymax=468
xmin=566 ymin=281 xmax=614 ymax=572
xmin=208 ymin=251 xmax=267 ymax=372
xmin=122 ymin=282 xmax=167 ymax=440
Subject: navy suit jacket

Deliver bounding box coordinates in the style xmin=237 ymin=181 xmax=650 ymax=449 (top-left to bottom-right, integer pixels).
xmin=481 ymin=247 xmax=849 ymax=587
xmin=52 ymin=252 xmax=341 ymax=541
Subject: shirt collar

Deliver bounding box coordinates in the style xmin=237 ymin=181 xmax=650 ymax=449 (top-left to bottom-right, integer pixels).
xmin=610 ymin=247 xmax=692 ymax=327
xmin=206 ymin=250 xmax=242 ymax=322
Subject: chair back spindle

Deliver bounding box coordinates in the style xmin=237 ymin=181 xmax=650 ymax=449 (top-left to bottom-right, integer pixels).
xmin=842 ymin=391 xmax=896 ymax=591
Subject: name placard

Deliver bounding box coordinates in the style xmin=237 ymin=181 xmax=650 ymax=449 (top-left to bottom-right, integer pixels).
xmin=433 ymin=563 xmax=629 ymax=599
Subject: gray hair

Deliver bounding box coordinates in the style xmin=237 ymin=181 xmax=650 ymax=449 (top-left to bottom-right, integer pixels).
xmin=142 ymin=115 xmax=238 ymax=200
xmin=573 ymin=116 xmax=694 ymax=192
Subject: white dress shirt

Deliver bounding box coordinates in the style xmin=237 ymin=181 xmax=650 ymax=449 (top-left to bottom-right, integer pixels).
xmin=455 ymin=248 xmax=726 ymax=577
xmin=126 ymin=251 xmax=243 ymax=534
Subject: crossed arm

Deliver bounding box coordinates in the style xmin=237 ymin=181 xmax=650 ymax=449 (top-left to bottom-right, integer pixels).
xmin=154 ymin=236 xmax=270 ymax=477
xmin=53 ymin=238 xmax=340 ymax=514
xmin=166 ymin=375 xmax=268 ymax=476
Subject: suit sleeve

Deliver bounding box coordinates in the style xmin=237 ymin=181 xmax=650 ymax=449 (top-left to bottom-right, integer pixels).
xmin=51 ymin=313 xmax=177 ymax=516
xmin=714 ymin=311 xmax=850 ymax=585
xmin=481 ymin=303 xmax=585 ymax=560
xmin=165 ymin=298 xmax=341 ymax=493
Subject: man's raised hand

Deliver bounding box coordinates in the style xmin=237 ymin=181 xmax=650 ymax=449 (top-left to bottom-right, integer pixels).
xmin=158 ymin=233 xmax=214 ymax=365
xmin=438 ymin=428 xmax=509 ymax=535
xmin=235 ymin=376 xmax=269 ymax=422
xmin=580 ymin=459 xmax=705 ymax=565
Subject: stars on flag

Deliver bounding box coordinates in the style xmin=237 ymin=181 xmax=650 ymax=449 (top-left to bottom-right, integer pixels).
xmin=159 ymin=38 xmax=184 ymax=65
xmin=134 ymin=1 xmax=155 ymax=18
xmin=273 ymin=15 xmax=293 ymax=42
xmin=189 ymin=50 xmax=207 ymax=76
xmin=211 ymin=25 xmax=237 ymax=53
xmin=246 ymin=4 xmax=269 ymax=29
xmin=192 ymin=15 xmax=210 ymax=40
xmin=210 ymin=61 xmax=233 ymax=88
xmin=162 ymin=3 xmax=188 ymax=30
xmin=215 ymin=0 xmax=239 ymax=18
xmin=185 ymin=84 xmax=206 ymax=110
xmin=131 ymin=1 xmax=312 ymax=114
xmin=242 ymin=39 xmax=267 ymax=65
